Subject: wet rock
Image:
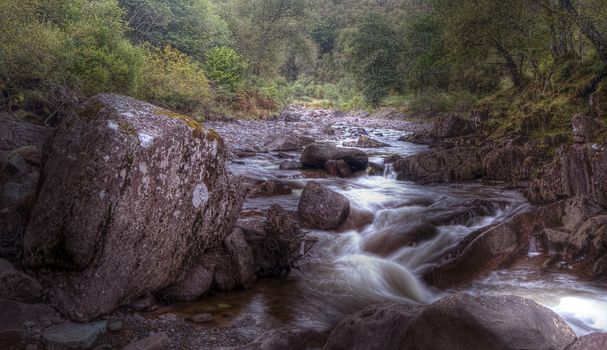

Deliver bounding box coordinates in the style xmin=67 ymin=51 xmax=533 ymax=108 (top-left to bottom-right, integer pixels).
xmin=248 ymin=180 xmax=292 ymax=197
xmin=0 ymin=300 xmax=58 ymax=349
xmin=366 ymin=161 xmax=384 ymax=176
xmin=424 ymin=211 xmax=537 ymax=287
xmin=325 ymin=159 xmax=353 ymax=178
xmin=0 ymin=114 xmax=52 ymax=152
xmin=230 ymin=315 xmax=256 ymax=328
xmin=402 ymin=294 xmax=576 ymax=350
xmin=43 ymin=321 xmax=107 ymax=350
xmin=0 ymin=259 xmax=43 ymax=303
xmin=123 ymin=332 xmax=170 ymax=350
xmin=279 ymin=160 xmax=303 ymax=170
xmin=22 ymin=94 xmax=246 ymax=321
xmin=301 ymin=143 xmax=368 ymax=171
xmin=324 ymin=302 xmax=421 ymax=350
xmin=342 ymin=135 xmax=389 ymax=148
xmin=364 ymin=222 xmax=438 ymax=256
xmin=393 ymin=147 xmax=487 ymax=183
xmin=528 ymin=144 xmax=607 ymax=207
xmin=156 ymin=265 xmax=214 ymax=302
xmin=336 ymin=206 xmax=375 ymax=233
xmin=214 ymin=228 xmax=256 ymax=290
xmin=567 ymin=332 xmax=607 ymax=350
xmin=298 ymin=182 xmax=350 ymax=230
xmin=188 ymin=313 xmax=213 ymax=324
xmin=572 ymin=114 xmax=603 ymax=143
xmin=265 ymin=134 xmax=315 ymax=152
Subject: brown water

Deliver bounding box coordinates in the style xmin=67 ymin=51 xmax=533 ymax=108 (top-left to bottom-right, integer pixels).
xmin=159 ymin=125 xmax=607 ymax=336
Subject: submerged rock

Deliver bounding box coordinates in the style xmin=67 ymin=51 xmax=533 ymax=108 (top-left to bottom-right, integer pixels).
xmin=279 ymin=160 xmax=303 ymax=170
xmin=298 ymin=182 xmax=350 ymax=230
xmin=300 ymin=143 xmax=368 ymax=171
xmin=23 ymin=94 xmax=245 ymax=321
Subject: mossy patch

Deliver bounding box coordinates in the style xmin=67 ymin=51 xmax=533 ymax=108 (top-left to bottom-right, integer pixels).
xmin=206 ymin=128 xmax=224 ymax=146
xmin=78 ymin=101 xmax=104 ymax=120
xmin=153 ymin=108 xmax=207 ymax=139
xmin=118 ymin=120 xmax=137 ymax=136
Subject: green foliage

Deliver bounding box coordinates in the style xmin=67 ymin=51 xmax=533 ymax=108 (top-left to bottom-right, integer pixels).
xmin=205 ymin=47 xmax=247 ymax=94
xmin=139 ymin=45 xmax=210 ymax=113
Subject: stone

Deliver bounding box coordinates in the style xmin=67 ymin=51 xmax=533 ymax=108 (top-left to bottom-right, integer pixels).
xmin=224 ymin=329 xmax=324 ymax=350
xmin=482 ymin=145 xmax=530 ymax=182
xmin=279 ymin=160 xmax=303 ymax=170
xmin=589 ymin=88 xmax=606 ymax=117
xmin=0 ymin=114 xmax=52 ymax=152
xmin=567 ymin=332 xmax=607 ymax=350
xmin=188 ymin=313 xmax=213 ymax=324
xmin=214 ymin=228 xmax=256 ymax=290
xmin=300 ymin=143 xmax=368 ymax=171
xmin=324 ymin=159 xmax=353 ymax=178
xmin=22 ymin=94 xmax=246 ymax=321
xmin=43 ymin=321 xmax=107 ymax=350
xmin=401 ymin=294 xmax=576 ymax=350
xmin=393 ymin=147 xmax=487 ymax=183
xmin=528 ymin=144 xmax=607 ymax=207
xmin=432 ymin=115 xmax=475 ymax=139
xmin=12 ymin=146 xmax=42 ymax=166
xmin=297 ymin=182 xmax=350 ymax=230
xmin=155 ymin=265 xmax=214 ymax=302
xmin=265 ymin=134 xmax=314 ymax=152
xmin=123 ymin=332 xmax=170 ymax=350
xmin=0 ymin=259 xmax=43 ymax=302
xmin=129 ymin=295 xmax=157 ymax=312
xmin=342 ymin=135 xmax=389 ymax=148
xmin=0 ymin=207 xmax=26 ymax=260
xmin=248 ymin=180 xmax=292 ymax=197
xmin=323 ymin=302 xmax=421 ymax=350
xmin=108 ymin=321 xmax=122 ymax=332
xmin=0 ymin=299 xmax=57 ymax=349
xmin=572 ymin=114 xmax=603 ymax=143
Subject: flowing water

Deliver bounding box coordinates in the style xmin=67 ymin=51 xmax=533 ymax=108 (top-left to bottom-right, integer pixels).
xmin=163 ymin=124 xmax=607 ymax=336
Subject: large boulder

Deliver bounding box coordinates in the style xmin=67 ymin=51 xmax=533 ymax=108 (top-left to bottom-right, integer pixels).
xmin=402 ymin=294 xmax=576 ymax=350
xmin=424 ymin=211 xmax=537 ymax=287
xmin=298 ymin=182 xmax=350 ymax=230
xmin=155 ymin=265 xmax=214 ymax=302
xmin=22 ymin=94 xmax=245 ymax=321
xmin=265 ymin=134 xmax=314 ymax=152
xmin=323 ymin=302 xmax=422 ymax=350
xmin=571 ymin=114 xmax=603 ymax=143
xmin=528 ymin=144 xmax=607 ymax=207
xmin=301 ymin=143 xmax=368 ymax=171
xmin=325 ymin=159 xmax=353 ymax=178
xmin=393 ymin=147 xmax=487 ymax=183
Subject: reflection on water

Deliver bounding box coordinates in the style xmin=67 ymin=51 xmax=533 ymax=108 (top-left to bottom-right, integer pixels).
xmin=167 ymin=125 xmax=607 ymax=335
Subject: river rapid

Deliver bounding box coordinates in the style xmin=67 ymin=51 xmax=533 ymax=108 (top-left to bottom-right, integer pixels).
xmin=163 ymin=117 xmax=607 ymax=337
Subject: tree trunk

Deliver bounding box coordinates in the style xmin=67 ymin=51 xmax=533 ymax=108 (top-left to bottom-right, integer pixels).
xmin=495 ymin=43 xmax=524 ymax=89
xmin=560 ymin=0 xmax=607 ymax=64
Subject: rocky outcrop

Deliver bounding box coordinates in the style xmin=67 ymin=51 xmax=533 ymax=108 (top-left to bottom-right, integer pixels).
xmin=424 ymin=211 xmax=538 ymax=287
xmin=482 ymin=144 xmax=536 ymax=182
xmin=298 ymin=182 xmax=350 ymax=230
xmin=528 ymin=144 xmax=607 ymax=207
xmin=572 ymin=114 xmax=603 ymax=143
xmin=323 ymin=302 xmax=421 ymax=350
xmin=393 ymin=147 xmax=487 ymax=183
xmin=301 ymin=143 xmax=368 ymax=171
xmin=400 ymin=115 xmax=475 ymax=145
xmin=22 ymin=94 xmax=245 ymax=321
xmin=342 ymin=135 xmax=389 ymax=148
xmin=325 ymin=294 xmax=576 ymax=350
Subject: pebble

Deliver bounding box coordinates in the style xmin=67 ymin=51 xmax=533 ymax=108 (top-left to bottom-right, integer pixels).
xmin=43 ymin=321 xmax=107 ymax=349
xmin=108 ymin=321 xmax=123 ymax=332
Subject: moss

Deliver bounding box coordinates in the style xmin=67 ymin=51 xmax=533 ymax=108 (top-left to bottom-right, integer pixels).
xmin=153 ymin=107 xmax=207 ymax=139
xmin=206 ymin=128 xmax=224 ymax=146
xmin=118 ymin=120 xmax=137 ymax=136
xmin=78 ymin=101 xmax=104 ymax=120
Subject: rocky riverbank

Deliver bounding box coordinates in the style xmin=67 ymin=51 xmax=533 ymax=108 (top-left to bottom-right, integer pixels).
xmin=1 ymin=100 xmax=606 ymax=349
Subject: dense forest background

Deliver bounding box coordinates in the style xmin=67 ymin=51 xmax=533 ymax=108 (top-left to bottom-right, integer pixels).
xmin=2 ymin=0 xmax=607 ymax=139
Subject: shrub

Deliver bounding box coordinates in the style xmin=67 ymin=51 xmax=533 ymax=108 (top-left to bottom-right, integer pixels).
xmin=204 ymin=46 xmax=247 ymax=95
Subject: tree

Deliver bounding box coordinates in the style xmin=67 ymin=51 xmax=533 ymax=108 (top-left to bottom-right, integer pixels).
xmin=204 ymin=47 xmax=247 ymax=94
xmin=342 ymin=12 xmax=404 ymax=106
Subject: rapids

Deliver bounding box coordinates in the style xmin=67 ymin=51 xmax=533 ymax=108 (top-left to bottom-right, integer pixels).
xmin=161 ymin=123 xmax=607 ymax=336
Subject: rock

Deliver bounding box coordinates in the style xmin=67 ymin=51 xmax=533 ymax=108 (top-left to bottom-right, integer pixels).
xmin=323 ymin=302 xmax=421 ymax=350
xmin=366 ymin=161 xmax=384 ymax=176
xmin=0 ymin=259 xmax=43 ymax=303
xmin=364 ymin=222 xmax=438 ymax=256
xmin=572 ymin=114 xmax=603 ymax=143
xmin=0 ymin=207 xmax=27 ymax=260
xmin=0 ymin=300 xmax=58 ymax=349
xmin=567 ymin=332 xmax=607 ymax=350
xmin=432 ymin=115 xmax=475 ymax=139
xmin=0 ymin=114 xmax=52 ymax=152
xmin=214 ymin=228 xmax=256 ymax=290
xmin=230 ymin=315 xmax=256 ymax=328
xmin=123 ymin=332 xmax=170 ymax=350
xmin=43 ymin=321 xmax=107 ymax=350
xmin=324 ymin=160 xmax=353 ymax=178
xmin=279 ymin=105 xmax=304 ymax=122
xmin=224 ymin=329 xmax=324 ymax=350
xmin=336 ymin=206 xmax=375 ymax=233
xmin=188 ymin=313 xmax=213 ymax=324
xmin=342 ymin=135 xmax=389 ymax=148
xmin=129 ymin=295 xmax=157 ymax=312
xmin=279 ymin=160 xmax=303 ymax=170
xmin=155 ymin=265 xmax=214 ymax=302
xmin=251 ymin=205 xmax=302 ymax=277
xmin=589 ymin=88 xmax=606 ymax=117
xmin=13 ymin=146 xmax=42 ymax=167
xmin=402 ymin=294 xmax=576 ymax=350
xmin=393 ymin=147 xmax=487 ymax=183
xmin=528 ymin=144 xmax=607 ymax=207
xmin=248 ymin=180 xmax=292 ymax=197
xmin=482 ymin=145 xmax=530 ymax=182
xmin=265 ymin=134 xmax=314 ymax=152
xmin=301 ymin=143 xmax=368 ymax=171
xmin=108 ymin=321 xmax=122 ymax=332
xmin=22 ymin=94 xmax=246 ymax=321
xmin=297 ymin=182 xmax=350 ymax=230
xmin=424 ymin=211 xmax=537 ymax=287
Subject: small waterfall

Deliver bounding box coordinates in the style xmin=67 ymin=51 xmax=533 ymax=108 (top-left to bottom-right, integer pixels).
xmin=383 ymin=162 xmax=397 ymax=179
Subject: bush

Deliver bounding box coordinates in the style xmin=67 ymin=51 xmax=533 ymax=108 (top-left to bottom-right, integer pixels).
xmin=139 ymin=45 xmax=210 ymax=113
xmin=204 ymin=46 xmax=247 ymax=95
